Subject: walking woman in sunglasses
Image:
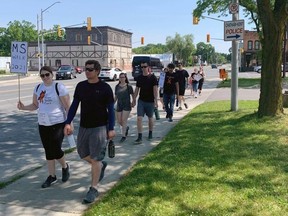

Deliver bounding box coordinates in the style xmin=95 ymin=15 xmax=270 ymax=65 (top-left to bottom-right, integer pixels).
xmin=114 ymin=72 xmax=135 ymax=143
xmin=17 ymin=66 xmax=71 ymax=188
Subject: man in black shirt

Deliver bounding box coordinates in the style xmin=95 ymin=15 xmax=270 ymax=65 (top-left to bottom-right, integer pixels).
xmin=64 ymin=60 xmax=115 ymax=203
xmin=133 ymin=61 xmax=158 ymax=144
xmin=176 ymin=63 xmax=189 ymax=110
xmin=163 ymin=63 xmax=179 ymax=122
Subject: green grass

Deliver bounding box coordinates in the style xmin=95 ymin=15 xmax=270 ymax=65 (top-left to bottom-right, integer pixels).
xmin=218 ymin=78 xmax=261 ymax=88
xmin=84 ymin=101 xmax=288 ymax=216
xmin=218 ymin=77 xmax=288 ymax=88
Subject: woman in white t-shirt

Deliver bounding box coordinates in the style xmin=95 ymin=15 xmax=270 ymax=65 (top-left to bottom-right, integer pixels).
xmin=17 ymin=66 xmax=71 ymax=188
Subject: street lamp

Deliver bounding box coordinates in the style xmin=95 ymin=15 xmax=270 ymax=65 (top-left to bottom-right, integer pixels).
xmin=40 ymin=1 xmax=60 ymax=67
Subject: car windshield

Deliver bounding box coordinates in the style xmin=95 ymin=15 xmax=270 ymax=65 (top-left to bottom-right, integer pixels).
xmin=59 ymin=66 xmax=71 ymax=70
xmin=101 ymin=68 xmax=111 ymax=71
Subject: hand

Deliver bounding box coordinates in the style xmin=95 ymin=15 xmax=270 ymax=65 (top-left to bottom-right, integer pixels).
xmin=17 ymin=101 xmax=24 ymax=110
xmin=107 ymin=130 xmax=115 ymax=140
xmin=64 ymin=124 xmax=73 ymax=136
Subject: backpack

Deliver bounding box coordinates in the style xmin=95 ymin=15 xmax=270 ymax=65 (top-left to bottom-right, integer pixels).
xmin=36 ymin=82 xmax=59 ymax=96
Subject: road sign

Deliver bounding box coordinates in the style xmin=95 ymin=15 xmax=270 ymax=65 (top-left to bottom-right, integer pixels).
xmin=10 ymin=41 xmax=28 ymax=73
xmin=229 ymin=3 xmax=239 ymax=14
xmin=224 ymin=20 xmax=244 ymax=41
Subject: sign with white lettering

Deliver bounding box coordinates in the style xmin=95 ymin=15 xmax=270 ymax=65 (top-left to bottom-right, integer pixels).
xmin=10 ymin=41 xmax=28 ymax=73
xmin=224 ymin=20 xmax=244 ymax=41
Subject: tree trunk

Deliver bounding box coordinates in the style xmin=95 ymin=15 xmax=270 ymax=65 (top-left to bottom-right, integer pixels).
xmin=257 ymin=0 xmax=287 ymax=117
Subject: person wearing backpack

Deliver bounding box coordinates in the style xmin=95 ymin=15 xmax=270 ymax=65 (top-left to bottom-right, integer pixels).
xmin=17 ymin=66 xmax=71 ymax=188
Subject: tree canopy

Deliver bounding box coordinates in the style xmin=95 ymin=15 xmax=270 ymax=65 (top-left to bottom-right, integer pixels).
xmin=194 ymin=0 xmax=288 ymax=117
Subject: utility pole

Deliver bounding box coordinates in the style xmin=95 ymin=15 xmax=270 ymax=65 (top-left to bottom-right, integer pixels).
xmin=40 ymin=1 xmax=60 ymax=67
xmin=231 ymin=0 xmax=239 ymax=111
xmin=37 ymin=14 xmax=41 ymax=70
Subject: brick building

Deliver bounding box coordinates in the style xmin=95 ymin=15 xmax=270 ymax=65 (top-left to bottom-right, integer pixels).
xmin=241 ymin=30 xmax=288 ymax=70
xmin=27 ymin=26 xmax=133 ymax=71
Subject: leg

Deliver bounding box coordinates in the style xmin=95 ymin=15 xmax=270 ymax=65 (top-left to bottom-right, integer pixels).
xmin=116 ymin=111 xmax=123 ymax=127
xmin=47 ymin=159 xmax=56 ymax=177
xmin=121 ymin=110 xmax=130 ymax=141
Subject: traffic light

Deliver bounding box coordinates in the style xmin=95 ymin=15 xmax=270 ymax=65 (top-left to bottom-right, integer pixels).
xmin=141 ymin=36 xmax=144 ymax=45
xmin=88 ymin=36 xmax=91 ymax=45
xmin=87 ymin=17 xmax=92 ymax=31
xmin=57 ymin=25 xmax=62 ymax=37
xmin=206 ymin=34 xmax=210 ymax=43
xmin=193 ymin=16 xmax=199 ymax=25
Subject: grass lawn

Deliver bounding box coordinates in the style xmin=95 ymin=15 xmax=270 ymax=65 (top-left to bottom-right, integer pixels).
xmin=84 ymin=101 xmax=288 ymax=216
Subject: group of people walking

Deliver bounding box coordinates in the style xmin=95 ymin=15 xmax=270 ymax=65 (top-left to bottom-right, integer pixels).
xmin=17 ymin=60 xmax=205 ymax=204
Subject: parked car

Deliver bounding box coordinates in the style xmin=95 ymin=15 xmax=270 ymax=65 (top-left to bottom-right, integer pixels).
xmin=253 ymin=65 xmax=261 ymax=73
xmin=99 ymin=67 xmax=126 ymax=81
xmin=211 ymin=64 xmax=217 ymax=69
xmin=75 ymin=66 xmax=83 ymax=74
xmin=56 ymin=65 xmax=77 ymax=80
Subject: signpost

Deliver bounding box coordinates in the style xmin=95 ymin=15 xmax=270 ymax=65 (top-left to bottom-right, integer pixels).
xmin=224 ymin=20 xmax=244 ymax=41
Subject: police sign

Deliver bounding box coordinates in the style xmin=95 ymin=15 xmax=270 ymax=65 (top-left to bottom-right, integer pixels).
xmin=224 ymin=20 xmax=244 ymax=41
xmin=10 ymin=41 xmax=28 ymax=73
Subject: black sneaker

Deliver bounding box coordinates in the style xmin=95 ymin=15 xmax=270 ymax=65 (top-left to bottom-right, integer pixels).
xmin=99 ymin=161 xmax=107 ymax=182
xmin=41 ymin=175 xmax=57 ymax=188
xmin=134 ymin=138 xmax=142 ymax=144
xmin=120 ymin=137 xmax=126 ymax=143
xmin=125 ymin=126 xmax=129 ymax=137
xmin=184 ymin=103 xmax=188 ymax=109
xmin=148 ymin=134 xmax=153 ymax=140
xmin=83 ymin=187 xmax=99 ymax=204
xmin=62 ymin=163 xmax=70 ymax=182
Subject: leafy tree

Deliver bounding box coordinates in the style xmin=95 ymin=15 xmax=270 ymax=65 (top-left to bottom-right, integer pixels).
xmin=193 ymin=0 xmax=288 ymax=117
xmin=132 ymin=43 xmax=168 ymax=54
xmin=0 ymin=20 xmax=37 ymax=56
xmin=44 ymin=25 xmax=66 ymax=41
xmin=166 ymin=33 xmax=196 ymax=65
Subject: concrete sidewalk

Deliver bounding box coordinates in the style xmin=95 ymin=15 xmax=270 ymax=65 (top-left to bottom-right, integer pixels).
xmin=0 ymin=78 xmax=260 ymax=216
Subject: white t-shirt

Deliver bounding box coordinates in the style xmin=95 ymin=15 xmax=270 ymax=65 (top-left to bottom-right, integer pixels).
xmin=34 ymin=82 xmax=69 ymax=126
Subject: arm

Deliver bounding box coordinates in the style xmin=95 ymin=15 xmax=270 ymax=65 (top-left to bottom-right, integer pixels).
xmin=107 ymin=102 xmax=115 ymax=140
xmin=132 ymin=86 xmax=139 ymax=107
xmin=153 ymin=85 xmax=158 ymax=108
xmin=17 ymin=94 xmax=38 ymax=111
xmin=64 ymin=98 xmax=79 ymax=135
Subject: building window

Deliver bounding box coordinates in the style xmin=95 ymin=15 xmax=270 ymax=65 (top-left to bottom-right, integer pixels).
xmin=248 ymin=40 xmax=253 ymax=50
xmin=255 ymin=40 xmax=260 ymax=50
xmin=75 ymin=34 xmax=82 ymax=42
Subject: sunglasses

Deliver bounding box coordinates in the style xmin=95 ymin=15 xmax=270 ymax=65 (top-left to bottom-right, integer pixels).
xmin=85 ymin=67 xmax=95 ymax=72
xmin=40 ymin=73 xmax=50 ymax=78
xmin=141 ymin=66 xmax=148 ymax=68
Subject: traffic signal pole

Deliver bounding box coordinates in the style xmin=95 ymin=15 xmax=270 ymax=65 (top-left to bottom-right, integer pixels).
xmin=231 ymin=0 xmax=239 ymax=111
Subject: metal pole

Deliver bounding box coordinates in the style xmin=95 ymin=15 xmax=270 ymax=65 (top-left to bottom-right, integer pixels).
xmin=37 ymin=14 xmax=41 ymax=70
xmin=41 ymin=9 xmax=44 ymax=67
xmin=231 ymin=0 xmax=239 ymax=111
xmin=40 ymin=2 xmax=61 ymax=67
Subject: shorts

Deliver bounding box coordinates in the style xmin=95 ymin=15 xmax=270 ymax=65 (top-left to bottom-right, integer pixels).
xmin=137 ymin=99 xmax=154 ymax=118
xmin=77 ymin=126 xmax=107 ymax=161
xmin=38 ymin=122 xmax=65 ymax=160
xmin=179 ymin=87 xmax=186 ymax=96
xmin=116 ymin=102 xmax=131 ymax=112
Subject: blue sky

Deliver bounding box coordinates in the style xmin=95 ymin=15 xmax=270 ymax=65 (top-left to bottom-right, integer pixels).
xmin=1 ymin=0 xmax=254 ymax=54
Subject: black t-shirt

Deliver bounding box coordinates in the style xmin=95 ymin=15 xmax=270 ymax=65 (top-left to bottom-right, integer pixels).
xmin=136 ymin=74 xmax=158 ymax=102
xmin=74 ymin=80 xmax=114 ymax=128
xmin=163 ymin=72 xmax=178 ymax=94
xmin=176 ymin=69 xmax=189 ymax=87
